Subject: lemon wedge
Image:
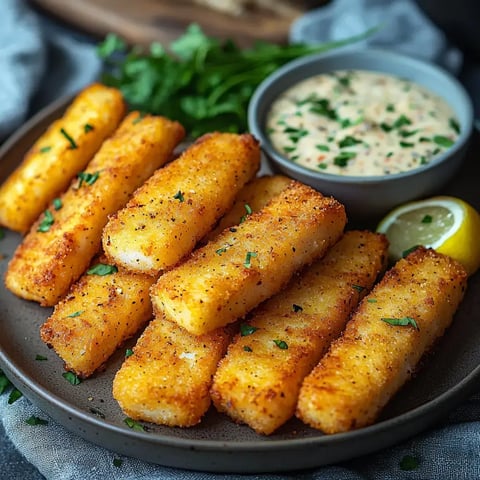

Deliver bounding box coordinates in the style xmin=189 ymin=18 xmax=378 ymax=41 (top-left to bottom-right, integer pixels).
xmin=377 ymin=196 xmax=480 ymax=276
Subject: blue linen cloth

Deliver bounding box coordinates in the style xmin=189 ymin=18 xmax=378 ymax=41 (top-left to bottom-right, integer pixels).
xmin=0 ymin=1 xmax=478 ymax=479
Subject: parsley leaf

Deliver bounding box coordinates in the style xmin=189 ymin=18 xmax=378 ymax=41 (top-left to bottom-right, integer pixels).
xmin=87 ymin=263 xmax=118 ymax=276
xmin=62 ymin=371 xmax=82 ymax=385
xmin=292 ymin=304 xmax=303 ymax=313
xmin=173 ymin=191 xmax=184 ymax=202
xmin=124 ymin=417 xmax=145 ymax=432
xmin=400 ymin=455 xmax=420 ymax=471
xmin=8 ymin=388 xmax=22 ymax=404
xmin=60 ymin=128 xmax=77 ymax=149
xmin=433 ymin=135 xmax=455 ymax=148
xmin=273 ymin=339 xmax=288 ymax=350
xmin=381 ymin=317 xmax=419 ymax=330
xmin=37 ymin=210 xmax=54 ymax=232
xmin=240 ymin=324 xmax=258 ymax=336
xmin=25 ymin=415 xmax=48 ymax=426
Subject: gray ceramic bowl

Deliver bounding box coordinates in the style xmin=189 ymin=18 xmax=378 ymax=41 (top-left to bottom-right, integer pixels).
xmin=248 ymin=48 xmax=474 ymax=219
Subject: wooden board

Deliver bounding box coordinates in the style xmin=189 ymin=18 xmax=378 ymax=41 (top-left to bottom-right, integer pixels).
xmin=29 ymin=0 xmax=326 ymax=47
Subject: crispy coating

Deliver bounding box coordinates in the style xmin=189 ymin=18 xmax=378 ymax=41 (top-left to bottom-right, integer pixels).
xmin=112 ymin=316 xmax=233 ymax=427
xmin=0 ymin=83 xmax=126 ymax=233
xmin=40 ymin=254 xmax=156 ymax=378
xmin=102 ymin=132 xmax=261 ymax=275
xmin=151 ymin=181 xmax=347 ymax=335
xmin=211 ymin=231 xmax=388 ymax=435
xmin=5 ymin=113 xmax=185 ymax=306
xmin=296 ymin=247 xmax=468 ymax=434
xmin=203 ymin=174 xmax=291 ymax=242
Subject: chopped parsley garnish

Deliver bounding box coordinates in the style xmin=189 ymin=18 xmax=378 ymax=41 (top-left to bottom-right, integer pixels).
xmin=273 ymin=339 xmax=288 ymax=350
xmin=402 ymin=245 xmax=421 ymax=258
xmin=419 ymin=156 xmax=428 ymax=165
xmin=124 ymin=417 xmax=145 ymax=431
xmin=386 ymin=104 xmax=395 ymax=112
xmin=216 ymin=247 xmax=227 ymax=255
xmin=381 ymin=316 xmax=419 ymax=330
xmin=77 ymin=171 xmax=100 ymax=188
xmin=334 ymin=151 xmax=356 ymax=167
xmin=244 ymin=251 xmax=257 ymax=268
xmin=113 ymin=458 xmax=123 ymax=468
xmin=60 ymin=128 xmax=78 ymax=149
xmin=392 ymin=115 xmax=412 ymax=129
xmin=386 ymin=152 xmax=393 ymax=157
xmin=318 ymin=163 xmax=328 ymax=170
xmin=292 ymin=304 xmax=303 ymax=313
xmin=173 ymin=190 xmax=184 ymax=202
xmin=132 ymin=112 xmax=146 ymax=125
xmin=125 ymin=348 xmax=134 ymax=357
xmin=87 ymin=263 xmax=118 ymax=275
xmin=449 ymin=118 xmax=460 ymax=135
xmin=284 ymin=126 xmax=309 ymax=144
xmin=398 ymin=129 xmax=418 ymax=138
xmin=419 ymin=136 xmax=431 ymax=142
xmin=239 ymin=203 xmax=253 ymax=223
xmin=339 ymin=116 xmax=363 ymax=128
xmin=240 ymin=323 xmax=258 ymax=336
xmin=309 ymin=98 xmax=337 ymax=120
xmin=315 ymin=144 xmax=330 ymax=152
xmin=62 ymin=371 xmax=82 ymax=385
xmin=67 ymin=310 xmax=84 ymax=318
xmin=421 ymin=214 xmax=433 ymax=224
xmin=25 ymin=415 xmax=48 ymax=426
xmin=37 ymin=210 xmax=54 ymax=232
xmin=433 ymin=135 xmax=454 ymax=148
xmin=338 ymin=135 xmax=362 ymax=148
xmin=0 ymin=372 xmax=12 ymax=394
xmin=380 ymin=122 xmax=393 ymax=132
xmin=84 ymin=123 xmax=94 ymax=133
xmin=399 ymin=141 xmax=414 ymax=148
xmin=399 ymin=454 xmax=420 ymax=471
xmin=283 ymin=145 xmax=296 ymax=153
xmin=35 ymin=354 xmax=48 ymax=361
xmin=90 ymin=407 xmax=106 ymax=419
xmin=367 ymin=298 xmax=377 ymax=303
xmin=243 ymin=345 xmax=253 ymax=352
xmin=53 ymin=198 xmax=62 ymax=210
xmin=8 ymin=388 xmax=23 ymax=404
xmin=352 ymin=284 xmax=365 ymax=293
xmin=39 ymin=146 xmax=52 ymax=153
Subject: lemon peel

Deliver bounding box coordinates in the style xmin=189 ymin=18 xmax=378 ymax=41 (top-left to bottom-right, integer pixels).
xmin=377 ymin=196 xmax=480 ymax=276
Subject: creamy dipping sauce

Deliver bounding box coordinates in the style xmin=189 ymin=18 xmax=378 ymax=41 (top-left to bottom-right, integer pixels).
xmin=266 ymin=70 xmax=460 ymax=176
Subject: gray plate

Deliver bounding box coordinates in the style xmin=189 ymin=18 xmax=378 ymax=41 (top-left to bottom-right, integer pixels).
xmin=1 ymin=96 xmax=480 ymax=474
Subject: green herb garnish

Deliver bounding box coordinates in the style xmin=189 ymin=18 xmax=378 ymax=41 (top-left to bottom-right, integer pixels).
xmin=380 ymin=123 xmax=393 ymax=132
xmin=433 ymin=135 xmax=454 ymax=148
xmin=449 ymin=118 xmax=460 ymax=135
xmin=77 ymin=171 xmax=100 ymax=188
xmin=273 ymin=339 xmax=288 ymax=350
xmin=244 ymin=251 xmax=257 ymax=268
xmin=25 ymin=415 xmax=48 ymax=426
xmin=421 ymin=214 xmax=433 ymax=224
xmin=367 ymin=298 xmax=377 ymax=303
xmin=0 ymin=371 xmax=12 ymax=394
xmin=399 ymin=141 xmax=414 ymax=148
xmin=37 ymin=210 xmax=54 ymax=232
xmin=67 ymin=310 xmax=84 ymax=318
xmin=240 ymin=323 xmax=258 ymax=336
xmin=62 ymin=371 xmax=82 ymax=385
xmin=87 ymin=263 xmax=118 ymax=275
xmin=386 ymin=104 xmax=395 ymax=112
xmin=60 ymin=128 xmax=78 ymax=149
xmin=39 ymin=146 xmax=52 ymax=153
xmin=338 ymin=136 xmax=362 ymax=148
xmin=124 ymin=417 xmax=145 ymax=431
xmin=381 ymin=316 xmax=419 ymax=330
xmin=125 ymin=348 xmax=134 ymax=358
xmin=113 ymin=458 xmax=123 ymax=468
xmin=239 ymin=203 xmax=252 ymax=224
xmin=173 ymin=190 xmax=184 ymax=202
xmin=243 ymin=345 xmax=253 ymax=352
xmin=35 ymin=354 xmax=48 ymax=361
xmin=52 ymin=198 xmax=63 ymax=210
xmin=132 ymin=112 xmax=146 ymax=125
xmin=398 ymin=129 xmax=419 ymax=138
xmin=392 ymin=115 xmax=412 ymax=129
xmin=419 ymin=136 xmax=431 ymax=142
xmin=97 ymin=25 xmax=374 ymax=137
xmin=318 ymin=163 xmax=328 ymax=170
xmin=334 ymin=151 xmax=356 ymax=167
xmin=352 ymin=284 xmax=365 ymax=293
xmin=8 ymin=388 xmax=22 ymax=404
xmin=315 ymin=144 xmax=330 ymax=152
xmin=84 ymin=123 xmax=94 ymax=133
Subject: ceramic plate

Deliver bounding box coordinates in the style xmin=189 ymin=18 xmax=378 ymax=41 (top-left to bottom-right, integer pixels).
xmin=1 ymin=96 xmax=479 ymax=473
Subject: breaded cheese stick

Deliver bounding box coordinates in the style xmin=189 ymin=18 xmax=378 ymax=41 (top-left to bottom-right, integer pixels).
xmin=296 ymin=247 xmax=467 ymax=434
xmin=211 ymin=230 xmax=388 ymax=435
xmin=40 ymin=254 xmax=156 ymax=378
xmin=5 ymin=113 xmax=185 ymax=306
xmin=151 ymin=181 xmax=347 ymax=335
xmin=102 ymin=132 xmax=261 ymax=275
xmin=0 ymin=83 xmax=126 ymax=233
xmin=113 ymin=315 xmax=233 ymax=427
xmin=203 ymin=174 xmax=291 ymax=242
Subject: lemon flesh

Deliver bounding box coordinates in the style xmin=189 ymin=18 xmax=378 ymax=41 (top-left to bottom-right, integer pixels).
xmin=377 ymin=196 xmax=480 ymax=276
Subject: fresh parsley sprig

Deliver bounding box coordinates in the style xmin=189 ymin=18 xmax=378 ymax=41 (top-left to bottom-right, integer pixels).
xmin=97 ymin=24 xmax=375 ymax=137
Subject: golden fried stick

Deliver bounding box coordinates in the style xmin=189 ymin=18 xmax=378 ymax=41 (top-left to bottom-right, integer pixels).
xmin=0 ymin=83 xmax=126 ymax=233
xmin=5 ymin=113 xmax=185 ymax=306
xmin=203 ymin=174 xmax=291 ymax=242
xmin=40 ymin=254 xmax=156 ymax=378
xmin=210 ymin=230 xmax=388 ymax=435
xmin=296 ymin=247 xmax=467 ymax=434
xmin=113 ymin=315 xmax=233 ymax=427
xmin=102 ymin=132 xmax=261 ymax=276
xmin=151 ymin=182 xmax=347 ymax=336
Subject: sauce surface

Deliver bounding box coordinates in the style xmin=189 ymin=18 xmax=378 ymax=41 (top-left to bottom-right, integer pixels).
xmin=266 ymin=70 xmax=460 ymax=176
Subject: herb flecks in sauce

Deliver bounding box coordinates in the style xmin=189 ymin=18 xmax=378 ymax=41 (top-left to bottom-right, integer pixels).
xmin=267 ymin=70 xmax=459 ymax=176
